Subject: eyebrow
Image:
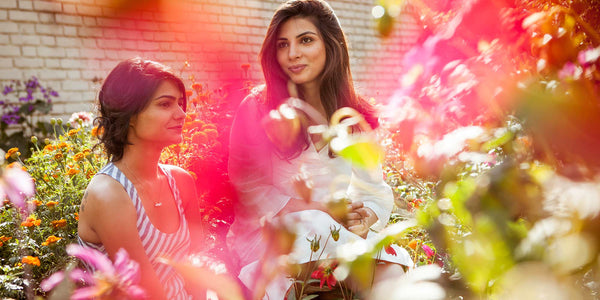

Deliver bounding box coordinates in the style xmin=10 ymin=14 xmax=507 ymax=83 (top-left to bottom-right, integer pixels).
xmin=278 ymin=31 xmax=317 ymax=40
xmin=153 ymin=95 xmax=179 ymax=101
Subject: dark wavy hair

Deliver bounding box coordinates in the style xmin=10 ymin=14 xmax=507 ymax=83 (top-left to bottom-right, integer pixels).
xmin=95 ymin=58 xmax=186 ymax=162
xmin=259 ymin=0 xmax=378 ymax=157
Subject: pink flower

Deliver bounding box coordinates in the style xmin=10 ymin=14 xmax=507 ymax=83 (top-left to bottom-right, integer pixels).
xmin=422 ymin=244 xmax=435 ymax=258
xmin=1 ymin=165 xmax=35 ymax=211
xmin=68 ymin=111 xmax=94 ymax=128
xmin=41 ymin=244 xmax=146 ymax=299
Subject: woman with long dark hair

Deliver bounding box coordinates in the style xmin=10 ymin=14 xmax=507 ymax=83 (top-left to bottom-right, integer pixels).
xmin=228 ymin=0 xmax=412 ymax=298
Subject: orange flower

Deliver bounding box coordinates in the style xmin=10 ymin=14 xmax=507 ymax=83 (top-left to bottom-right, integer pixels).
xmin=191 ymin=83 xmax=202 ymax=92
xmin=204 ymin=128 xmax=218 ymax=139
xmin=54 ymin=153 xmax=63 ymax=161
xmin=408 ymin=239 xmax=418 ymax=250
xmin=73 ymin=152 xmax=85 ymax=162
xmin=51 ymin=219 xmax=67 ymax=229
xmin=43 ymin=144 xmax=55 ymax=152
xmin=192 ymin=132 xmax=207 ymax=145
xmin=91 ymin=126 xmax=99 ymax=137
xmin=21 ymin=256 xmax=40 ymax=266
xmin=27 ymin=199 xmax=42 ymax=207
xmin=42 ymin=235 xmax=62 ymax=246
xmin=74 ymin=212 xmax=79 ymax=221
xmin=0 ymin=236 xmax=11 ymax=247
xmin=21 ymin=216 xmax=41 ymax=227
xmin=185 ymin=90 xmax=193 ymax=97
xmin=5 ymin=147 xmax=19 ymax=159
xmin=58 ymin=142 xmax=69 ymax=149
xmin=82 ymin=148 xmax=91 ymax=156
xmin=46 ymin=201 xmax=59 ymax=208
xmin=241 ymin=63 xmax=250 ymax=71
xmin=68 ymin=128 xmax=81 ymax=136
xmin=66 ymin=168 xmax=80 ymax=176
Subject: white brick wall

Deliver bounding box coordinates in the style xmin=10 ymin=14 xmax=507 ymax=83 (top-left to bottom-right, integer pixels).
xmin=0 ymin=0 xmax=420 ymax=119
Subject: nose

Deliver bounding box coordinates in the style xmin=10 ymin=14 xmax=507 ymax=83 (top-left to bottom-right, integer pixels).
xmin=174 ymin=104 xmax=186 ymax=120
xmin=288 ymin=42 xmax=300 ymax=60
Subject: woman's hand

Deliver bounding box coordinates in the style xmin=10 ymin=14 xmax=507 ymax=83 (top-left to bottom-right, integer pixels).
xmin=345 ymin=201 xmax=378 ymax=238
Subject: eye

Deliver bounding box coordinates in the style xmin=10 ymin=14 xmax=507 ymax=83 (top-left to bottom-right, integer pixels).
xmin=277 ymin=41 xmax=288 ymax=49
xmin=301 ymin=36 xmax=313 ymax=44
xmin=159 ymin=101 xmax=171 ymax=108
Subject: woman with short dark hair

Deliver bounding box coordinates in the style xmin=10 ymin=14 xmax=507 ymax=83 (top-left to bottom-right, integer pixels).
xmin=78 ymin=58 xmax=198 ymax=299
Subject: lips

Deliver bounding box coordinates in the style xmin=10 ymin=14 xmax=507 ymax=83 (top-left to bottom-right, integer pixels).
xmin=168 ymin=125 xmax=183 ymax=131
xmin=288 ymin=64 xmax=306 ymax=74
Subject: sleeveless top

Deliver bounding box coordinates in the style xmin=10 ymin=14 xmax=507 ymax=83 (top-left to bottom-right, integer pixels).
xmin=78 ymin=162 xmax=192 ymax=300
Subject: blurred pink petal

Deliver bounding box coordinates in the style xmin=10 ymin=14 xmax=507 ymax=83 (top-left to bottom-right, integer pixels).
xmin=67 ymin=244 xmax=114 ymax=275
xmin=40 ymin=271 xmax=65 ymax=292
xmin=1 ymin=166 xmax=35 ymax=210
xmin=71 ymin=286 xmax=102 ymax=300
xmin=114 ymin=248 xmax=141 ymax=285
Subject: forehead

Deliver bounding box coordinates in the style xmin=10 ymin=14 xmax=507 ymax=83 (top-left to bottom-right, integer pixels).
xmin=150 ymin=80 xmax=182 ymax=98
xmin=278 ymin=16 xmax=320 ymax=38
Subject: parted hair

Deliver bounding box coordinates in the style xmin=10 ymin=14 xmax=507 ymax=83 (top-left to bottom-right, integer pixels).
xmin=259 ymin=0 xmax=378 ymax=158
xmin=95 ymin=58 xmax=186 ymax=161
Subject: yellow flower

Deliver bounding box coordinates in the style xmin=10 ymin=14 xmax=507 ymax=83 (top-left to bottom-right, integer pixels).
xmin=46 ymin=201 xmax=59 ymax=208
xmin=51 ymin=219 xmax=67 ymax=229
xmin=5 ymin=147 xmax=19 ymax=160
xmin=408 ymin=239 xmax=418 ymax=250
xmin=41 ymin=235 xmax=62 ymax=246
xmin=21 ymin=256 xmax=40 ymax=266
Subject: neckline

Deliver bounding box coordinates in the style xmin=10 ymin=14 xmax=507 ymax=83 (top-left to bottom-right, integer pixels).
xmin=112 ymin=163 xmax=183 ymax=235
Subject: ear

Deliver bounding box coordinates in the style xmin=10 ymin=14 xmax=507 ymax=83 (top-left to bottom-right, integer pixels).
xmin=129 ymin=115 xmax=137 ymax=127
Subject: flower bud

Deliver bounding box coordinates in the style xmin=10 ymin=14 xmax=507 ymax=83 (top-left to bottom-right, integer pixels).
xmin=44 ymin=138 xmax=50 ymax=145
xmin=307 ymin=234 xmax=321 ymax=253
xmin=56 ymin=118 xmax=63 ymax=125
xmin=50 ymin=118 xmax=56 ymax=125
xmin=30 ymin=136 xmax=38 ymax=144
xmin=330 ymin=225 xmax=340 ymax=242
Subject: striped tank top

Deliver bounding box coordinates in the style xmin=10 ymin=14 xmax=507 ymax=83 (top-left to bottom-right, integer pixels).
xmin=78 ymin=162 xmax=192 ymax=299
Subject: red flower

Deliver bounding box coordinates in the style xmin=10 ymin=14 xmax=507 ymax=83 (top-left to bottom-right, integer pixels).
xmin=385 ymin=244 xmax=397 ymax=256
xmin=310 ymin=261 xmax=338 ymax=289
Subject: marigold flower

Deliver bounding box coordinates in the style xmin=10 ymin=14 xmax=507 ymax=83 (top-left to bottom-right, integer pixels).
xmin=43 ymin=144 xmax=55 ymax=152
xmin=82 ymin=148 xmax=91 ymax=156
xmin=42 ymin=235 xmax=62 ymax=246
xmin=0 ymin=236 xmax=11 ymax=247
xmin=408 ymin=239 xmax=418 ymax=249
xmin=5 ymin=147 xmax=19 ymax=160
xmin=66 ymin=168 xmax=80 ymax=176
xmin=241 ymin=63 xmax=250 ymax=71
xmin=28 ymin=199 xmax=42 ymax=206
xmin=46 ymin=201 xmax=59 ymax=208
xmin=185 ymin=90 xmax=193 ymax=97
xmin=74 ymin=212 xmax=79 ymax=221
xmin=22 ymin=256 xmax=40 ymax=266
xmin=73 ymin=152 xmax=85 ymax=162
xmin=192 ymin=132 xmax=207 ymax=145
xmin=68 ymin=128 xmax=81 ymax=136
xmin=51 ymin=219 xmax=67 ymax=229
xmin=58 ymin=142 xmax=69 ymax=149
xmin=204 ymin=128 xmax=218 ymax=140
xmin=54 ymin=153 xmax=63 ymax=161
xmin=191 ymin=83 xmax=202 ymax=92
xmin=310 ymin=261 xmax=338 ymax=289
xmin=21 ymin=216 xmax=41 ymax=227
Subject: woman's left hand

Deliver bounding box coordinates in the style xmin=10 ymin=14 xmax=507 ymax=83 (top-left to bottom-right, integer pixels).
xmin=345 ymin=201 xmax=377 ymax=238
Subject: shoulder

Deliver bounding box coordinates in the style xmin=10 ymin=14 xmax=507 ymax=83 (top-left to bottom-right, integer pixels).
xmin=238 ymin=85 xmax=267 ymax=114
xmin=80 ymin=174 xmax=136 ymax=220
xmin=161 ymin=164 xmax=194 ymax=185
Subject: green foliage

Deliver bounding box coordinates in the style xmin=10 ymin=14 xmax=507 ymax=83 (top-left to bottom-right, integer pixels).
xmin=0 ymin=121 xmax=104 ymax=297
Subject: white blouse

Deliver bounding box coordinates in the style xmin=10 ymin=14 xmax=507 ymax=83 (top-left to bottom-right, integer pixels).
xmin=227 ymin=93 xmax=412 ymax=298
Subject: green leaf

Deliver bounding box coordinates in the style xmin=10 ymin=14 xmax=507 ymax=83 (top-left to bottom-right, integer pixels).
xmin=332 ymin=137 xmax=383 ymax=169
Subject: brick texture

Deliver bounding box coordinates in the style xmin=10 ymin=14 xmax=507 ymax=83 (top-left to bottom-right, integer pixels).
xmin=0 ymin=0 xmax=420 ymax=119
